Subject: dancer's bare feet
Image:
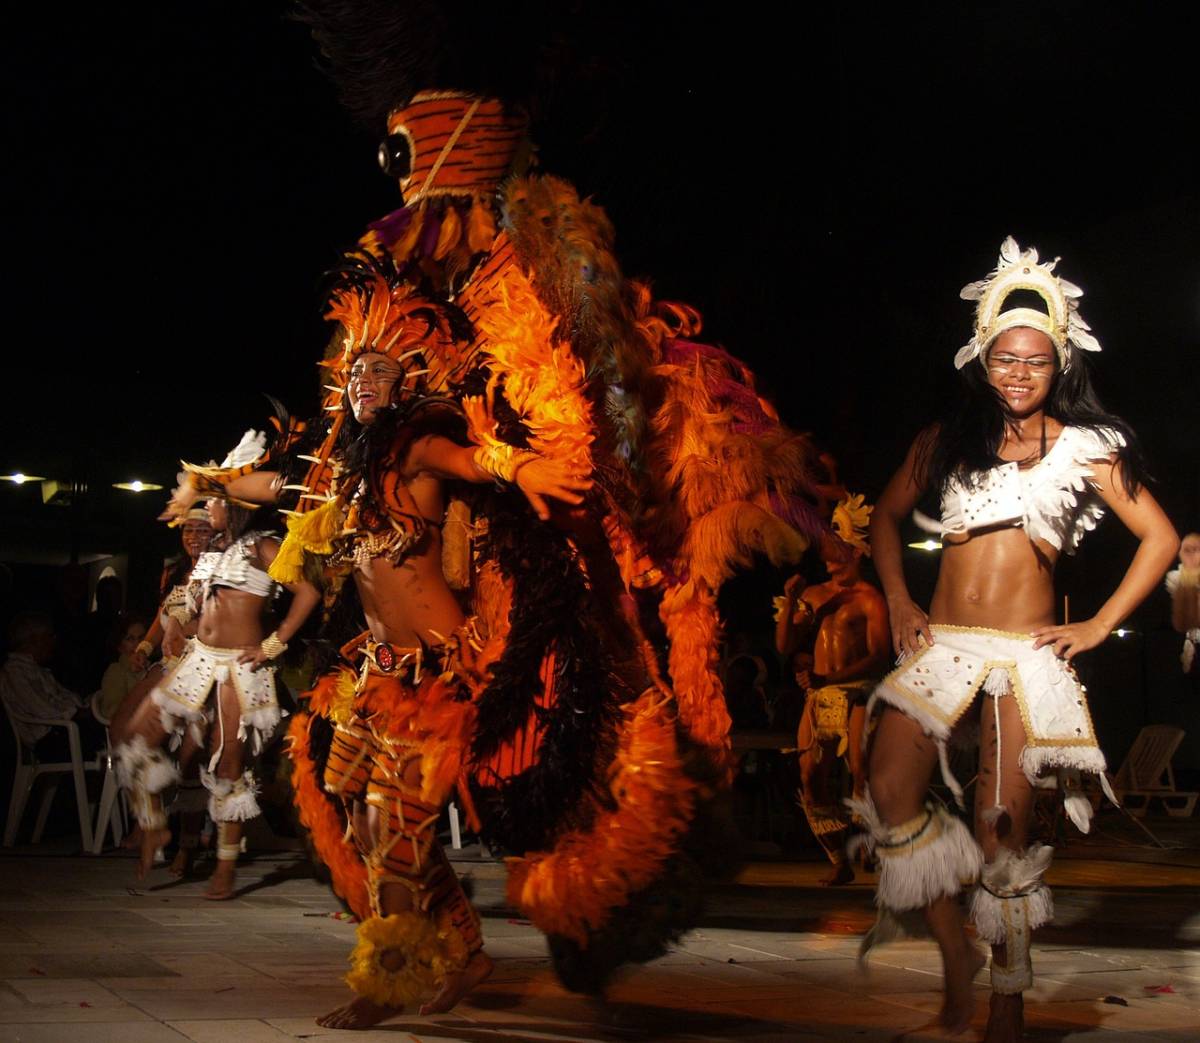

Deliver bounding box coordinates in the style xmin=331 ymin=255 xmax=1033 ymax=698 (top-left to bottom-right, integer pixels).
xmin=982 ymin=992 xmax=1024 ymax=1043
xmin=121 ymin=824 xmax=143 ymax=851
xmin=203 ymin=860 xmax=237 ymax=900
xmin=168 ymin=845 xmax=197 ymax=878
xmin=820 ymin=860 xmax=855 ymax=886
xmin=136 ymin=828 xmax=170 ymax=880
xmin=419 ymin=950 xmax=494 ymax=1015
xmin=316 ymin=995 xmax=402 ymax=1030
xmin=940 ymin=943 xmax=986 ymax=1034
xmin=318 ymin=946 xmax=406 ymax=1029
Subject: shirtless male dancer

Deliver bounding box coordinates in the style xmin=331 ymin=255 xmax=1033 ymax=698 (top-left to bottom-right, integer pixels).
xmin=776 ymin=495 xmax=889 ymax=883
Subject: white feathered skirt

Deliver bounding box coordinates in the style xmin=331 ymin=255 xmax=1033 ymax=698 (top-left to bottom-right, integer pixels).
xmin=869 ymin=625 xmax=1116 ymax=824
xmin=151 ymin=639 xmax=281 ymax=754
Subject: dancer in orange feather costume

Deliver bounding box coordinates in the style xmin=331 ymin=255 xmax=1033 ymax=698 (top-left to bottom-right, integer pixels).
xmin=161 ymin=0 xmax=828 ymax=1025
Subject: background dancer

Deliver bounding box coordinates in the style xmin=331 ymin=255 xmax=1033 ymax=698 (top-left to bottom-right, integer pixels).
xmin=119 ymin=433 xmax=321 ymax=898
xmin=776 ymin=494 xmax=888 ymax=883
xmin=111 ymin=507 xmax=214 ymax=869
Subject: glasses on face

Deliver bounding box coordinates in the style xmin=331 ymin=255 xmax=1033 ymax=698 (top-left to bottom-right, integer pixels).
xmin=987 ymin=354 xmax=1055 ymax=377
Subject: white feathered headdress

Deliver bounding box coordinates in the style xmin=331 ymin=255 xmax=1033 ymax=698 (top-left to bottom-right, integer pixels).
xmin=955 ymin=236 xmax=1100 ymax=371
xmin=220 ymin=430 xmax=268 ymax=470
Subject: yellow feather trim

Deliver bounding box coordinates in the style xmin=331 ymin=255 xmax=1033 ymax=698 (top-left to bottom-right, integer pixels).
xmin=327 ymin=668 xmax=358 ymax=730
xmin=344 ymin=910 xmax=468 ymax=1008
xmin=832 ymin=492 xmax=872 ymax=554
xmin=290 ymin=496 xmax=343 ymax=552
xmin=268 ymin=498 xmax=344 ymax=583
xmin=267 ymin=535 xmax=306 ymax=585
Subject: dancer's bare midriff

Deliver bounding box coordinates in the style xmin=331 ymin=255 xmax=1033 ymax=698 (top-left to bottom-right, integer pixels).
xmin=354 ymin=471 xmax=467 ymax=648
xmin=196 ymin=586 xmax=268 ymax=649
xmin=931 ymin=526 xmax=1058 ymax=633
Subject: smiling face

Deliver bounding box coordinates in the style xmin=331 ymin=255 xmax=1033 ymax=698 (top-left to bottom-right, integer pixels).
xmin=985 ymin=327 xmax=1057 ymax=417
xmin=180 ymin=518 xmax=214 ymax=560
xmin=347 ymin=352 xmax=403 ymax=425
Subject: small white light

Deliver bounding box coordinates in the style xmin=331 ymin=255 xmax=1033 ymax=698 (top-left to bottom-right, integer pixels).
xmin=13 ymin=473 xmax=25 ymax=484
xmin=907 ymin=539 xmax=943 ymax=552
xmin=2 ymin=472 xmax=46 ymax=484
xmin=112 ymin=480 xmax=164 ymax=492
xmin=1115 ymin=628 xmax=1128 ymax=638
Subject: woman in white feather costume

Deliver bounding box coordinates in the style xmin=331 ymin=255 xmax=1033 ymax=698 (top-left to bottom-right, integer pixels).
xmin=860 ymin=239 xmax=1178 ymax=1039
xmin=116 ymin=431 xmax=322 ymax=899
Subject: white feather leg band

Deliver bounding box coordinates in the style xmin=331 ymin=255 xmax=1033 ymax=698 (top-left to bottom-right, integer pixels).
xmin=202 ymin=768 xmax=261 ymax=822
xmin=115 ymin=735 xmax=180 ymax=796
xmin=970 ymin=845 xmax=1054 ymax=995
xmin=115 ymin=736 xmax=180 ymax=829
xmin=847 ymin=791 xmax=982 ymax=912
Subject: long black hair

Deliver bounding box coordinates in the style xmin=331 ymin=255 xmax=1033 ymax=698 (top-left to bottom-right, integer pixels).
xmin=917 ymin=348 xmax=1149 ymax=500
xmin=335 ymin=391 xmax=467 ymax=490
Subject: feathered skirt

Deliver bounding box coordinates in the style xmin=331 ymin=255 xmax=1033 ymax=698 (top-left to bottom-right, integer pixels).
xmin=869 ymin=625 xmax=1116 ymax=824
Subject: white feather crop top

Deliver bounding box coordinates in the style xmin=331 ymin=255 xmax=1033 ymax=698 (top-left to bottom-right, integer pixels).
xmin=926 ymin=426 xmax=1124 ymax=553
xmin=188 ymin=531 xmax=279 ymax=606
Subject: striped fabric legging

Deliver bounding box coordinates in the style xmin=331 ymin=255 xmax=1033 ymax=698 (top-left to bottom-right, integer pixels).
xmin=324 ymin=719 xmax=482 ymax=953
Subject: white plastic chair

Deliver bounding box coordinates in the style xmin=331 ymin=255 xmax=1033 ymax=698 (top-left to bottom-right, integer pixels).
xmin=88 ymin=691 xmax=128 ymax=853
xmin=3 ymin=705 xmax=99 ymax=850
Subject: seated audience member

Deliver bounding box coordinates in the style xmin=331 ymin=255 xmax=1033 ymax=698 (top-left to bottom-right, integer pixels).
xmin=98 ymin=615 xmax=149 ymax=722
xmin=1 ymin=611 xmax=104 ymax=759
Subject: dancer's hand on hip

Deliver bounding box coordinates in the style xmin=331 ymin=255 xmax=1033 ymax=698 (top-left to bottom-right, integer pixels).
xmin=237 ymin=646 xmax=271 ymax=670
xmin=1031 ymin=618 xmax=1109 ymax=661
xmin=888 ymin=596 xmax=933 ymax=658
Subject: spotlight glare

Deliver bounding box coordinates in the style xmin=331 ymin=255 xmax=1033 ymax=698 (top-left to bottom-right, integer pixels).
xmin=906 ymin=539 xmax=942 ymax=552
xmin=113 ymin=480 xmax=164 ymax=493
xmin=3 ymin=472 xmax=46 ymax=484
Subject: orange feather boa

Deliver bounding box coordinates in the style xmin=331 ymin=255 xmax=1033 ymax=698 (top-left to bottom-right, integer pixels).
xmin=504 ymin=689 xmax=697 ymax=945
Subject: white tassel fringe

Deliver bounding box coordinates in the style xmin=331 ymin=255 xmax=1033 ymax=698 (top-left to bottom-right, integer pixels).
xmin=983 ymin=667 xmax=1012 ymax=696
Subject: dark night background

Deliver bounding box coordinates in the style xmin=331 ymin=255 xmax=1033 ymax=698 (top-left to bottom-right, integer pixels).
xmin=4 ymin=4 xmax=1198 ymax=764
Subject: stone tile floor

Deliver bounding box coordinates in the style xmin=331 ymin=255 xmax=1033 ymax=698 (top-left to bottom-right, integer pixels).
xmin=0 ymin=813 xmax=1197 ymax=1042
